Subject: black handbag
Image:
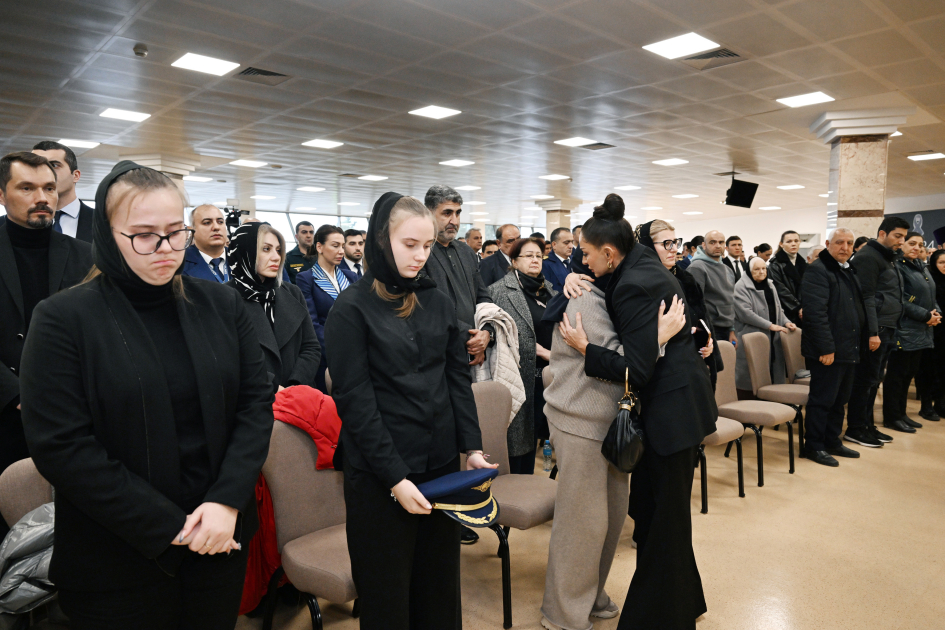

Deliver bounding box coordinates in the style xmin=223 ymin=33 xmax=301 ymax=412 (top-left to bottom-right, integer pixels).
xmin=601 ymin=368 xmax=645 ymax=473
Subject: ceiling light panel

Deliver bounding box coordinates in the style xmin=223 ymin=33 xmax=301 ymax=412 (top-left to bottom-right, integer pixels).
xmin=297 ymin=186 xmax=326 ymax=192
xmin=358 ymin=175 xmax=388 ymax=181
xmin=251 ymin=195 xmax=276 ymax=200
xmin=230 ymin=159 xmax=267 ymax=168
xmin=456 ymin=186 xmax=481 ymax=191
xmin=776 ymin=91 xmax=834 ymax=108
xmin=673 ymin=194 xmax=699 ymax=199
xmin=539 ymin=174 xmax=569 ymax=180
xmin=58 ymin=139 xmax=99 ymax=148
xmin=183 ymin=176 xmax=212 ymax=182
xmin=643 ymin=32 xmax=720 ymax=60
xmin=531 ymin=195 xmax=554 ymax=199
xmin=615 ymin=185 xmax=641 ymax=191
xmin=440 ymin=159 xmax=475 ymax=167
xmin=907 ymin=153 xmax=945 ymax=161
xmin=653 ymin=158 xmax=688 ymax=166
xmin=100 ymin=108 xmax=150 ymax=122
xmin=171 ymin=53 xmax=240 ymax=76
xmin=302 ymin=139 xmax=344 ymax=149
xmin=891 ymin=131 xmax=902 ymax=137
xmin=777 ymin=184 xmax=805 ymax=190
xmin=554 ymin=137 xmax=597 ymax=147
xmin=409 ymin=106 xmax=461 ymax=119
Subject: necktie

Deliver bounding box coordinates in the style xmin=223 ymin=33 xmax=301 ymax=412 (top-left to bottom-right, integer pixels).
xmin=355 ymin=263 xmax=362 ymax=278
xmin=52 ymin=211 xmax=63 ymax=233
xmin=210 ymin=257 xmax=227 ymax=283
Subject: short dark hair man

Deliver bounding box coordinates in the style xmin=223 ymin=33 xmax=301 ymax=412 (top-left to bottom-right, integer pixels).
xmin=0 ymin=152 xmax=92 ymax=480
xmin=285 ymin=220 xmax=316 ymax=283
xmin=30 ymin=141 xmax=94 ymax=242
xmin=542 ymin=227 xmax=573 ymax=292
xmin=800 ymin=228 xmax=867 ymax=466
xmin=844 ymin=216 xmax=911 ymax=446
xmin=339 ymin=228 xmax=365 ymax=278
xmin=481 ymin=240 xmax=498 ymax=258
xmin=181 ymin=204 xmax=229 ymax=283
xmin=479 ymin=223 xmax=521 ymax=286
xmin=465 ymin=228 xmax=483 ymax=255
xmin=722 ymin=235 xmax=750 ymax=281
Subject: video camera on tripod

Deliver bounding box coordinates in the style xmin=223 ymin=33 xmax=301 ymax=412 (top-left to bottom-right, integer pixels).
xmin=223 ymin=203 xmax=249 ymax=236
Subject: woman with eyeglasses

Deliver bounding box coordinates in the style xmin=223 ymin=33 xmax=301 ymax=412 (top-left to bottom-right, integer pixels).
xmin=20 ymin=162 xmax=274 ymax=630
xmin=489 ymin=237 xmax=558 ymax=473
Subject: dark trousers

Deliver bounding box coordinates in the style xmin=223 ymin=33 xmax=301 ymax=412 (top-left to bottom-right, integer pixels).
xmin=715 ymin=326 xmax=733 ymax=346
xmin=806 ymin=360 xmax=856 ymax=450
xmin=344 ymin=458 xmax=461 ymax=630
xmin=619 ymin=445 xmax=705 ymax=630
xmin=0 ymin=403 xmax=29 ymax=476
xmin=928 ymin=343 xmax=945 ymax=408
xmin=57 ymin=545 xmax=248 ymax=630
xmin=847 ymin=326 xmax=896 ymax=430
xmin=915 ymin=347 xmax=939 ymax=407
xmin=508 ymin=448 xmax=537 ymax=475
xmin=534 ymin=376 xmax=549 ymax=443
xmin=883 ymin=350 xmax=923 ymax=424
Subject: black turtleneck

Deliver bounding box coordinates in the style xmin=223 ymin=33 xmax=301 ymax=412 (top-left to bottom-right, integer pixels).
xmin=7 ymin=220 xmax=51 ymax=330
xmin=115 ymin=278 xmax=211 ymax=511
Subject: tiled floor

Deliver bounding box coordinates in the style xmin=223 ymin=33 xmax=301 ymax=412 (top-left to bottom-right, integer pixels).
xmin=239 ymin=395 xmax=945 ymax=630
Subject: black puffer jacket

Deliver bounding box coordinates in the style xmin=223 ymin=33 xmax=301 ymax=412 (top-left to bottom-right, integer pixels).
xmin=767 ymin=248 xmax=806 ymax=324
xmin=896 ymin=255 xmax=939 ymax=352
xmin=849 ymin=239 xmax=903 ymax=335
xmin=800 ymin=248 xmax=867 ymax=363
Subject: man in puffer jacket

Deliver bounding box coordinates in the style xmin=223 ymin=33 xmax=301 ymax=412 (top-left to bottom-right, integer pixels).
xmin=844 ymin=216 xmax=909 ymax=448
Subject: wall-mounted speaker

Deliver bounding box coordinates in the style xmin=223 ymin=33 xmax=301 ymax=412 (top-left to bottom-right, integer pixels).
xmin=725 ymin=179 xmax=758 ymax=208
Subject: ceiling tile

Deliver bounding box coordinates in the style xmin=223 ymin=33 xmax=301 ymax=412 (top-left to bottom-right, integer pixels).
xmin=309 ymin=16 xmax=443 ymax=63
xmin=409 ymin=0 xmax=540 ymax=30
xmin=830 ymin=30 xmax=924 ymax=67
xmin=777 ymin=0 xmax=887 ymax=41
xmin=873 ymin=59 xmax=945 ymax=89
xmin=708 ymin=93 xmax=780 ymax=116
xmin=461 ymin=35 xmax=574 ymax=75
xmin=765 ymin=45 xmax=857 ymax=79
xmin=504 ymin=16 xmax=627 ymax=60
xmin=905 ymin=83 xmax=945 ymax=107
xmin=811 ymin=71 xmax=889 ymax=99
xmin=706 ymin=60 xmax=797 ymax=90
xmin=420 ymin=52 xmax=523 ymax=84
xmin=343 ymin=0 xmax=491 ymax=46
xmin=704 ymin=12 xmax=816 ymax=57
xmin=559 ymin=0 xmax=689 ymax=47
xmin=871 ymin=0 xmax=945 ymax=23
xmin=140 ymin=2 xmax=292 ymax=48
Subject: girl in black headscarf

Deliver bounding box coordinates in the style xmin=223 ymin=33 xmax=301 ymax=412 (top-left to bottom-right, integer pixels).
xmin=324 ymin=192 xmax=496 ymax=629
xmin=19 ymin=161 xmax=274 ymax=630
xmin=925 ymin=249 xmax=945 ymax=417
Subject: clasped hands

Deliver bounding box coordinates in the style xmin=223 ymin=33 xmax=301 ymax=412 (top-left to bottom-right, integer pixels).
xmin=467 ymin=329 xmax=491 ymax=366
xmin=170 ymin=502 xmax=240 ymax=555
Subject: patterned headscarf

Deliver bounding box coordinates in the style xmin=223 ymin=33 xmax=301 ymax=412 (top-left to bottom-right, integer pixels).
xmin=227 ymin=223 xmax=277 ymax=326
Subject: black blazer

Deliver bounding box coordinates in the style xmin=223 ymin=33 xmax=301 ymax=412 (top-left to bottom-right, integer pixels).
xmin=0 ymin=223 xmax=92 ymax=409
xmin=584 ymin=245 xmax=717 ymax=456
xmin=231 ymin=281 xmax=322 ymax=391
xmin=324 ymin=273 xmax=483 ymax=489
xmin=800 ymin=248 xmax=867 ymax=363
xmin=20 ymin=276 xmax=274 ymax=590
xmin=721 ymin=256 xmax=750 ymax=283
xmin=74 ymin=200 xmax=95 ymax=243
xmin=424 ymin=240 xmax=493 ymax=333
xmin=479 ymin=250 xmax=511 ymax=288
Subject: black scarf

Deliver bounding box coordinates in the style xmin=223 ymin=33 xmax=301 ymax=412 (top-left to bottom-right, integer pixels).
xmin=517 ymin=270 xmax=551 ymax=305
xmin=227 ymin=223 xmax=277 ymax=326
xmin=365 ymin=191 xmax=436 ymax=294
xmin=773 ymin=247 xmax=806 ymax=286
xmin=752 ymin=275 xmax=777 ymax=322
xmin=635 ymin=220 xmax=656 ymax=250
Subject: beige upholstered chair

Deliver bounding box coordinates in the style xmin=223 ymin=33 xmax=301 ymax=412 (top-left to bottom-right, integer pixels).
xmin=698 ymin=417 xmax=745 ymax=514
xmin=780 ymin=329 xmax=811 ymax=386
xmin=261 ymin=422 xmax=357 ymax=630
xmin=716 ymin=341 xmax=799 ymax=486
xmin=472 ymin=381 xmax=556 ymax=629
xmin=0 ymin=458 xmax=52 ymax=527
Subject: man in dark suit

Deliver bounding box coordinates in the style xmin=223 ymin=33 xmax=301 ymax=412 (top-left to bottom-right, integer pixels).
xmin=0 ymin=152 xmax=92 ymax=486
xmin=339 ymin=228 xmax=365 ymax=278
xmin=31 ymin=141 xmax=94 ymax=243
xmin=721 ymin=235 xmax=750 ymax=282
xmin=542 ymin=227 xmax=572 ymax=292
xmin=479 ymin=223 xmax=520 ymax=287
xmin=181 ymin=204 xmax=230 ymax=283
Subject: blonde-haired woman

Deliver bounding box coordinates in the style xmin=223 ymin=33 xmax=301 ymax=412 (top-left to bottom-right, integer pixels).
xmin=227 ymin=221 xmax=321 ymax=393
xmin=325 ymin=192 xmax=497 ymax=629
xmin=20 ymin=161 xmax=274 ymax=630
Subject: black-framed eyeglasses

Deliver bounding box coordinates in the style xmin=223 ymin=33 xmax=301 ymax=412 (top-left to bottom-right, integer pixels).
xmin=657 ymin=238 xmax=682 ymax=251
xmin=118 ymin=228 xmax=195 ymax=255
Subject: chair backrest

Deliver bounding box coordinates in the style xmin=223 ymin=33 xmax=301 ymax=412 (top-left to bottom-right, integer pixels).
xmin=325 ymin=369 xmax=332 ymax=395
xmin=542 ymin=365 xmax=552 ymax=389
xmin=472 ymin=381 xmax=513 ymax=477
xmin=262 ymin=422 xmax=346 ymax=552
xmin=0 ymin=458 xmax=53 ymax=527
xmin=780 ymin=329 xmax=804 ymax=383
xmin=715 ymin=341 xmax=738 ymax=407
xmin=742 ymin=331 xmax=772 ymax=394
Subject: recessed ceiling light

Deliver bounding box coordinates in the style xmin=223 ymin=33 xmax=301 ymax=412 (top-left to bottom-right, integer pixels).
xmin=470 ymin=212 xmax=489 ymax=215
xmin=642 ymin=32 xmax=719 ymax=60
xmin=456 ymin=185 xmax=481 ymax=191
xmin=615 ymin=185 xmax=641 ymax=191
xmin=171 ymin=52 xmax=239 ymax=76
xmin=338 ymin=202 xmax=359 ymax=206
xmin=776 ymin=91 xmax=834 ymax=108
xmin=819 ymin=193 xmax=829 ymax=198
xmin=58 ymin=139 xmax=99 ymax=149
xmin=827 ymin=202 xmax=837 ymax=206
xmin=251 ymin=195 xmax=276 ymax=200
xmin=554 ymin=137 xmax=596 ymax=147
xmin=641 ymin=206 xmax=662 ymax=210
xmin=302 ymin=139 xmax=344 ymax=149
xmin=673 ymin=194 xmax=699 ymax=199
xmin=539 ymin=174 xmax=569 ymax=180
xmin=100 ymin=108 xmax=150 ymax=122
xmin=358 ymin=175 xmax=388 ymax=181
xmin=682 ymin=211 xmax=703 ymax=215
xmin=183 ymin=175 xmax=212 ymax=182
xmin=466 ymin=201 xmax=486 ymax=205
xmin=440 ymin=159 xmax=475 ymax=167
xmin=295 ymin=207 xmax=316 ymax=211
xmin=409 ymin=105 xmax=461 ymax=119
xmin=907 ymin=152 xmax=945 ymax=161
xmin=297 ymin=186 xmax=326 ymax=192
xmin=653 ymin=158 xmax=688 ymax=166
xmin=230 ymin=159 xmax=267 ymax=168
xmin=891 ymin=131 xmax=902 ymax=137
xmin=760 ymin=206 xmax=781 ymax=211
xmin=531 ymin=194 xmax=554 ymax=199
xmin=777 ymin=184 xmax=805 ymax=190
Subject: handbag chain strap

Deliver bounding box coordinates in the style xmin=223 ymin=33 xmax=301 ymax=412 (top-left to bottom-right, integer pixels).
xmin=619 ymin=367 xmax=637 ymax=410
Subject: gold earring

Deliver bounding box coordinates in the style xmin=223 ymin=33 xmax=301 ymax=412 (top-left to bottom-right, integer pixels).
xmin=608 ymin=261 xmax=613 ymax=269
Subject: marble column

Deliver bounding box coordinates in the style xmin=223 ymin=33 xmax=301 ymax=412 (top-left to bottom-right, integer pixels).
xmin=828 ymin=135 xmax=889 ymax=238
xmin=544 ymin=210 xmax=571 ymax=233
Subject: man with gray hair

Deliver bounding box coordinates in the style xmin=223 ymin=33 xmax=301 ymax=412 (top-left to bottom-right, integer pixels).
xmin=465 ymin=228 xmax=483 ymax=256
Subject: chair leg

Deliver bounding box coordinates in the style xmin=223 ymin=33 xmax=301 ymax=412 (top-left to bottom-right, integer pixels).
xmin=305 ymin=594 xmax=323 ymax=630
xmin=751 ymin=425 xmax=764 ymax=487
xmin=734 ymin=438 xmax=745 ymax=498
xmin=698 ymin=445 xmax=708 ymax=514
xmin=797 ymin=406 xmax=805 ymax=455
xmin=490 ymin=524 xmax=513 ymax=629
xmin=352 ymin=598 xmax=360 ymax=619
xmin=724 ymin=441 xmax=733 ymax=458
xmin=262 ymin=566 xmax=285 ymax=630
xmin=786 ymin=419 xmax=795 ymax=474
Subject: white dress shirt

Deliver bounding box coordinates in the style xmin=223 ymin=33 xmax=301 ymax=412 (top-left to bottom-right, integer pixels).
xmin=198 ymin=248 xmax=229 ymax=282
xmin=344 ymin=256 xmax=363 ymax=275
xmin=57 ymin=198 xmax=81 ymax=238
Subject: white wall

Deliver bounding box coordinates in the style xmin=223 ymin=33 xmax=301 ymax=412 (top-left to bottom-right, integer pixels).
xmin=672 ymin=205 xmax=828 ymax=254
xmin=886 ymin=193 xmax=945 ymax=214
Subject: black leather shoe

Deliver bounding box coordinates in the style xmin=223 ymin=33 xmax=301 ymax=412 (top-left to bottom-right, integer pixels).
xmin=902 ymin=416 xmax=923 ymax=429
xmin=803 ymin=449 xmax=839 ymax=467
xmin=883 ymin=419 xmax=916 ymax=434
xmin=919 ymin=408 xmax=941 ymax=421
xmin=826 ymin=445 xmax=860 ymax=458
xmin=461 ymin=526 xmax=479 ymax=545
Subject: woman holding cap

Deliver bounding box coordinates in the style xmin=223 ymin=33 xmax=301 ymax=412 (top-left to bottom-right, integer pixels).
xmin=325 ymin=192 xmax=497 ymax=629
xmin=19 ymin=162 xmax=274 ymax=629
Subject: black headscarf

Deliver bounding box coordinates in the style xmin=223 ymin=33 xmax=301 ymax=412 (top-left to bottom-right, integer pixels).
xmin=227 ymin=223 xmax=277 ymax=326
xmin=365 ymin=191 xmax=436 ymax=294
xmin=635 ymin=220 xmax=656 ymax=250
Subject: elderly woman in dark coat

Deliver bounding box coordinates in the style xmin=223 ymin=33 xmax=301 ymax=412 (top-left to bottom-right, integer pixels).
xmin=489 ymin=237 xmax=557 ymax=474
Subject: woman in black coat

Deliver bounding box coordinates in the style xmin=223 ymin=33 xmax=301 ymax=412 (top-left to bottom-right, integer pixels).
xmin=226 ymin=222 xmax=321 ymax=393
xmin=20 ymin=162 xmax=274 ymax=630
xmin=767 ymin=229 xmax=807 ymax=327
xmin=324 ymin=192 xmax=497 ymax=629
xmin=559 ymin=195 xmax=717 ymax=630
xmin=926 ymin=249 xmax=945 ymax=418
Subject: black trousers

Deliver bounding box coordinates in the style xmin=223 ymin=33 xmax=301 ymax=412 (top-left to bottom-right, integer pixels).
xmin=0 ymin=402 xmax=29 ymax=476
xmin=883 ymin=350 xmax=923 ymax=424
xmin=619 ymin=445 xmax=705 ymax=630
xmin=344 ymin=457 xmax=462 ymax=630
xmin=57 ymin=545 xmax=248 ymax=630
xmin=927 ymin=343 xmax=945 ymax=408
xmin=847 ymin=326 xmax=896 ymax=430
xmin=806 ymin=360 xmax=856 ymax=451
xmin=915 ymin=347 xmax=940 ymax=407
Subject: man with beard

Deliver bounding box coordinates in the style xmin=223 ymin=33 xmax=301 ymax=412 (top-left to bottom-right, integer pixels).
xmin=0 ymin=152 xmax=92 ymax=506
xmin=285 ymin=220 xmax=317 ymax=283
xmin=339 ymin=228 xmax=365 ymax=279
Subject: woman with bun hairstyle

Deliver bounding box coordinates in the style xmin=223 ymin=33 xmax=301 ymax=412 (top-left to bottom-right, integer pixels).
xmin=559 ymin=194 xmax=717 ymax=630
xmin=753 ymin=242 xmax=772 ymax=263
xmin=19 ymin=162 xmax=274 ymax=629
xmin=324 ymin=192 xmax=497 ymax=629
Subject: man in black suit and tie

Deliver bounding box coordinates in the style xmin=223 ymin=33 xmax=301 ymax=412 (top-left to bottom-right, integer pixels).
xmin=722 ymin=235 xmax=750 ymax=282
xmin=479 ymin=223 xmax=520 ymax=287
xmin=181 ymin=204 xmax=230 ymax=283
xmin=339 ymin=229 xmax=365 ymax=279
xmin=542 ymin=227 xmax=572 ymax=292
xmin=31 ymin=141 xmax=94 ymax=243
xmin=0 ymin=152 xmax=92 ymax=486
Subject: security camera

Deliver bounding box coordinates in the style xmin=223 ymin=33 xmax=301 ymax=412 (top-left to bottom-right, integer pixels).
xmin=133 ymin=44 xmax=148 ymax=58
